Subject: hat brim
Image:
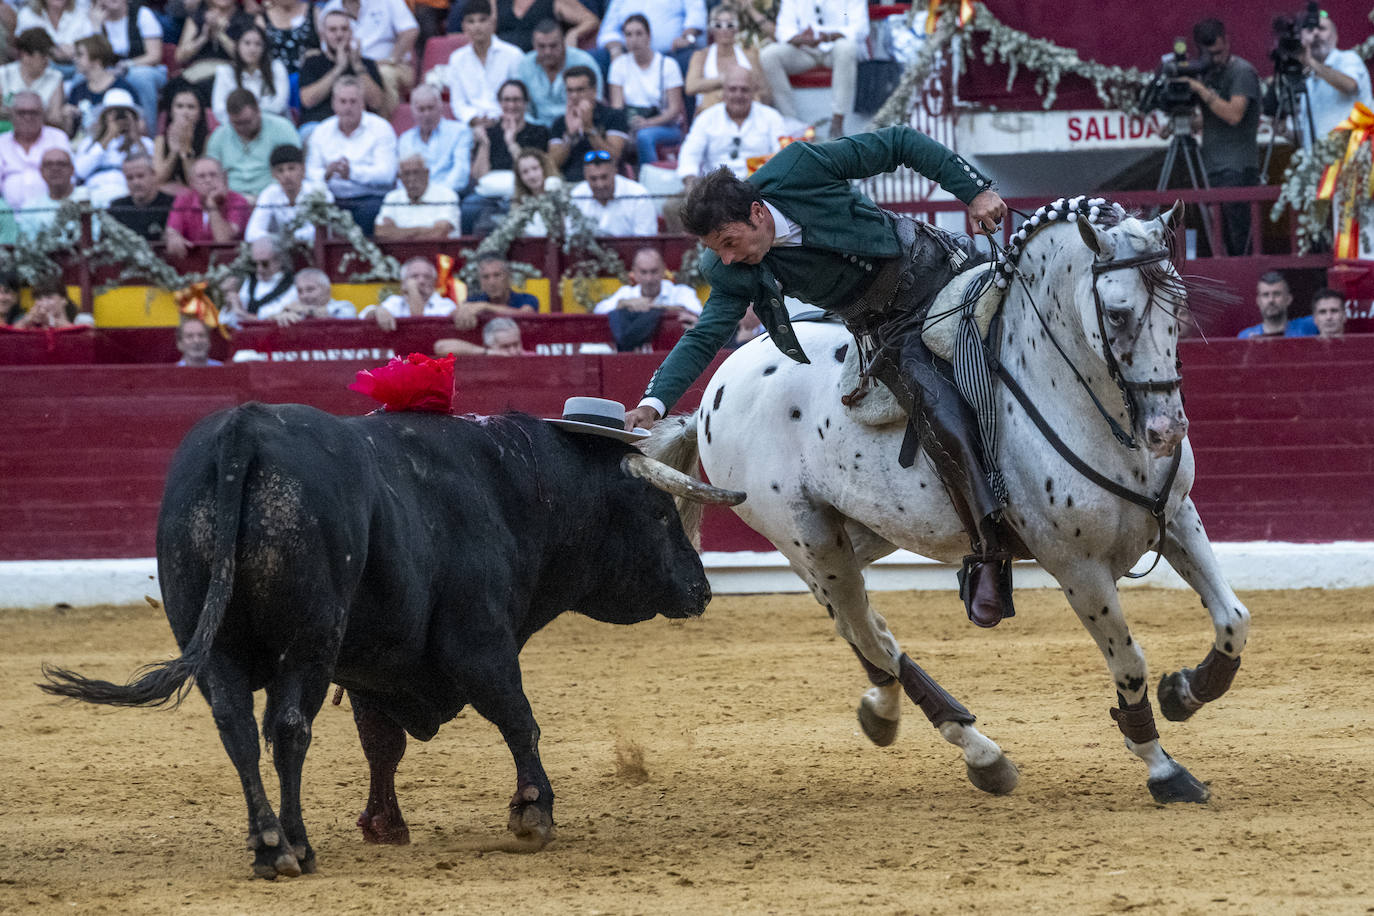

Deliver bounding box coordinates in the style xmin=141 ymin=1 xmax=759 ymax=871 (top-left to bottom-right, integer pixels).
xmin=547 ymin=418 xmax=650 ymax=442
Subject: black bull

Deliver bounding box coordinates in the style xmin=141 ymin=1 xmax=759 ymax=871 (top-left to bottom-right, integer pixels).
xmin=41 ymin=403 xmax=742 ymax=879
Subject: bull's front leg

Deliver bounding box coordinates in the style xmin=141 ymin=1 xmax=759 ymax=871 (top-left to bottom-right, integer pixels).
xmin=350 ymin=692 xmax=411 ymax=845
xmin=463 ymin=655 xmax=556 ymax=848
xmin=1157 ymin=497 xmax=1250 ymax=722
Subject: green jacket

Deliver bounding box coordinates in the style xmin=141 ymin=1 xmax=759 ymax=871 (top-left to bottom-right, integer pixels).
xmin=643 ymin=126 xmax=992 ymax=412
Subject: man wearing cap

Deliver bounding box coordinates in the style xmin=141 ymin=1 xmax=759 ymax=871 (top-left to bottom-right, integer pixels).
xmin=246 ymin=144 xmax=334 ymax=244
xmin=206 ymin=89 xmax=302 ymax=200
xmin=626 ymin=126 xmax=1018 ymax=629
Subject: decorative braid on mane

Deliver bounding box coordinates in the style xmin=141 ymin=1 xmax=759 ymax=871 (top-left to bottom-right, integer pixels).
xmin=992 ymin=196 xmax=1117 ymax=289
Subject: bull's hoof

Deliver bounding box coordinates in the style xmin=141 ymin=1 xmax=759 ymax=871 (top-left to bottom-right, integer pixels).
xmin=857 ymin=696 xmax=900 ymax=747
xmin=508 ymin=785 xmax=555 ymax=848
xmin=1147 ymin=765 xmax=1210 ymax=804
xmin=966 ymin=753 xmax=1019 ymax=795
xmin=1157 ymin=670 xmax=1200 ymax=722
xmin=249 ymin=828 xmax=303 ymax=880
xmin=293 ymin=843 xmax=317 ymax=874
xmin=357 ymin=810 xmax=411 ymax=845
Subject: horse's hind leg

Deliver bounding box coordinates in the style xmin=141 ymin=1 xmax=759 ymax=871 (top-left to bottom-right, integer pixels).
xmin=1057 ymin=568 xmax=1209 ymax=804
xmin=1157 ymin=497 xmax=1250 ymax=722
xmin=786 ymin=512 xmax=1016 ymax=794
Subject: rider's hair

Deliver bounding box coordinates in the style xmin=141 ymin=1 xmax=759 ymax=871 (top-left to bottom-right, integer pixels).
xmin=679 ymin=167 xmax=763 ymax=237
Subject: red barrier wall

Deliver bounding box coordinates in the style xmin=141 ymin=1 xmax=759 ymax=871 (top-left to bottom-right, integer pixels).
xmin=2 ymin=337 xmax=1372 ymax=561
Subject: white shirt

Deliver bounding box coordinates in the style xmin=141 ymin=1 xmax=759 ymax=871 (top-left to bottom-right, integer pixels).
xmin=0 ymin=126 xmax=71 ymax=210
xmin=16 ymin=6 xmax=93 ymax=47
xmin=446 ymin=37 xmax=523 ymax=126
xmin=1302 ymin=47 xmax=1374 ymax=145
xmin=597 ymin=0 xmax=706 ymax=55
xmin=305 ymin=112 xmax=398 ymax=198
xmin=245 ymin=180 xmax=334 ymax=242
xmin=569 ymin=174 xmax=657 ymax=236
xmin=73 ymin=134 xmax=154 ymax=208
xmin=18 ymin=185 xmax=90 ymax=238
xmin=210 ymin=60 xmax=292 ymax=123
xmin=676 ymin=100 xmax=784 ymax=179
xmin=765 ymin=200 xmax=802 ymax=246
xmin=0 ymin=61 xmax=64 ymax=108
xmin=320 ymin=0 xmax=417 ymax=61
xmin=237 ymin=271 xmax=298 ymax=319
xmin=360 ymin=292 xmax=457 ymax=318
xmin=774 ymin=0 xmax=869 ymax=51
xmin=594 ymin=280 xmax=700 ymax=314
xmin=608 ymin=51 xmax=684 ymax=110
xmin=376 ymin=183 xmax=460 ymax=235
xmin=697 ymin=43 xmax=750 ymax=106
xmin=99 ymin=7 xmax=161 ymax=58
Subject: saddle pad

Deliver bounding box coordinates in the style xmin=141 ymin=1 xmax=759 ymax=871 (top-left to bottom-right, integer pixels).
xmin=836 ymin=335 xmax=905 ymax=428
xmin=920 ymin=268 xmax=1005 ymax=362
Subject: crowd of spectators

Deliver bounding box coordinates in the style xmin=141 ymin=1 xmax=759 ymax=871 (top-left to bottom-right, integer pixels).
xmin=0 ymin=1 xmax=1368 ymax=342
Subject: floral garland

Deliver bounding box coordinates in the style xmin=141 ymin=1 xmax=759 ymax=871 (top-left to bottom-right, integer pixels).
xmin=877 ymin=2 xmax=1156 ymax=126
xmin=457 ymin=180 xmax=627 ymax=311
xmin=1 ymin=196 xmax=403 ymax=316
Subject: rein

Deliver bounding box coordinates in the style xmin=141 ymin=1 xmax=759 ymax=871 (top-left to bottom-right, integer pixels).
xmin=985 ymin=223 xmax=1184 ymax=579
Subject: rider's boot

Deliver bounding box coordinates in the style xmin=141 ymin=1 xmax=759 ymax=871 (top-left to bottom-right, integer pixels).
xmin=880 ymin=338 xmax=1016 ymax=628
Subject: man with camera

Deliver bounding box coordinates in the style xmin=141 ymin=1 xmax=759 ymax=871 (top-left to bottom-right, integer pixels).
xmin=1172 ymin=18 xmax=1261 ymax=257
xmin=1298 ymin=8 xmax=1373 ymax=145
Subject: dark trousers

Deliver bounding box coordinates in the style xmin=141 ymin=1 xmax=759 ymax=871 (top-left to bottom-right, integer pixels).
xmin=337 ymin=194 xmax=387 ymax=237
xmin=1207 ymin=166 xmax=1260 ymax=256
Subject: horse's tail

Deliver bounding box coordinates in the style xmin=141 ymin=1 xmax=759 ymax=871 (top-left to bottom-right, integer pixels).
xmin=643 ymin=411 xmax=706 ymax=549
xmin=39 ymin=407 xmax=256 ymax=709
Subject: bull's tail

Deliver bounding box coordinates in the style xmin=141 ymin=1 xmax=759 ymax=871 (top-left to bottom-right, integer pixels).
xmin=40 ymin=407 xmax=256 ymax=708
xmin=642 ymin=412 xmax=706 ymax=548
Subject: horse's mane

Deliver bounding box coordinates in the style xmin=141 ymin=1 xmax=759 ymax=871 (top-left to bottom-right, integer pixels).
xmin=997 ymin=197 xmax=1236 ymax=334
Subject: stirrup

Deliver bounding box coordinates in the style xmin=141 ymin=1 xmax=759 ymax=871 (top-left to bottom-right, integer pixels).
xmin=957 ymin=552 xmax=1016 ymax=626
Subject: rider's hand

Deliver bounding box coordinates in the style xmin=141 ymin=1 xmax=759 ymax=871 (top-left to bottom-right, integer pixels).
xmin=625 ymin=404 xmax=660 ymax=431
xmin=968 ymin=189 xmax=1006 ymax=235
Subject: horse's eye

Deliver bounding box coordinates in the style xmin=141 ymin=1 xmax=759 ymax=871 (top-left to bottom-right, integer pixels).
xmin=1106 ymin=308 xmax=1131 ymax=328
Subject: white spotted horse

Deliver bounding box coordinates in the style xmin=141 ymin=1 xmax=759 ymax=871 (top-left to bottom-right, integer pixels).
xmin=648 ymin=198 xmax=1251 ymax=803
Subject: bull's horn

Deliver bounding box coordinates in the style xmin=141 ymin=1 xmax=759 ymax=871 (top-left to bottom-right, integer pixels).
xmin=622 ymin=454 xmax=746 ymax=506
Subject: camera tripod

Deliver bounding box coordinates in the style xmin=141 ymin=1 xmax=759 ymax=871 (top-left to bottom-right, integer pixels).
xmin=1262 ymin=70 xmax=1316 ymax=178
xmin=1155 ymin=110 xmax=1215 ymax=246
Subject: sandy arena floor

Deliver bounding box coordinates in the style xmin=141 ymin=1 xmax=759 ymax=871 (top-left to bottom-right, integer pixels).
xmin=2 ymin=587 xmax=1371 ymax=914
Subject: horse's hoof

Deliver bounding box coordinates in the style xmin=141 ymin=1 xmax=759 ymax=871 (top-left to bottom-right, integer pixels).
xmin=966 ymin=753 xmax=1019 ymax=795
xmin=1147 ymin=765 xmax=1210 ymax=804
xmin=1158 ymin=670 xmax=1199 ymax=722
xmin=857 ymin=697 xmax=899 ymax=747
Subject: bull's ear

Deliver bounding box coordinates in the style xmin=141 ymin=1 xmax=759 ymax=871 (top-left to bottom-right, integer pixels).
xmin=1078 ymin=216 xmax=1112 ymax=257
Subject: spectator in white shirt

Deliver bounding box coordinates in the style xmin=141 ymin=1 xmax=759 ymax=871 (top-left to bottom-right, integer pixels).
xmin=0 ymin=89 xmax=71 ymax=209
xmin=0 ymin=28 xmax=66 ymax=126
xmin=226 ymin=235 xmax=298 ymax=324
xmin=607 ymin=13 xmax=686 ymax=170
xmin=676 ymin=67 xmax=783 ymax=186
xmin=594 ymin=246 xmax=700 ymax=315
xmin=90 ymin=0 xmax=166 ymax=133
xmin=245 ymin=143 xmax=334 ymax=243
xmin=73 ymin=87 xmax=153 ymax=207
xmin=759 ymin=0 xmax=866 ymax=138
xmin=446 ymin=0 xmax=522 ymax=128
xmin=569 ymin=150 xmax=656 ymax=236
xmin=374 ymin=154 xmax=460 ymax=241
xmin=274 ymin=267 xmax=359 ymax=323
xmin=359 ymin=256 xmax=460 ymax=330
xmin=305 ymin=75 xmax=398 ymax=234
xmin=210 ymin=25 xmax=291 ymax=124
xmin=16 ymin=0 xmax=94 ymax=74
xmin=1297 ymin=11 xmax=1374 ymax=145
xmin=596 ymin=0 xmax=705 ymax=77
xmin=18 ymin=145 xmax=89 ymax=239
xmin=318 ymin=0 xmax=418 ymax=99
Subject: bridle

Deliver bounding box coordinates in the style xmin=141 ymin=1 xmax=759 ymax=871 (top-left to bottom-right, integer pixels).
xmin=983 ymin=232 xmax=1184 ymax=578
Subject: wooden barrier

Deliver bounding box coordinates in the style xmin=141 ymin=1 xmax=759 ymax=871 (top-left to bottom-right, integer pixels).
xmin=1 ymin=336 xmax=1372 ymax=561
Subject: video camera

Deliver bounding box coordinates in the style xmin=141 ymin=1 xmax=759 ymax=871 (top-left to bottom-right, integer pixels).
xmin=1139 ymin=38 xmax=1210 ymax=115
xmin=1271 ymin=1 xmax=1323 ymax=78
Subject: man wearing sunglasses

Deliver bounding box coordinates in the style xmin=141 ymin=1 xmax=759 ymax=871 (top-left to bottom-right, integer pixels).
xmin=629 ymin=126 xmax=1018 ymax=629
xmin=569 ymin=149 xmax=656 ymax=236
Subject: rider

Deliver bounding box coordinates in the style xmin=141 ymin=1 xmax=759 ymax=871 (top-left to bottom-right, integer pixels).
xmin=626 ymin=126 xmax=1015 ymax=627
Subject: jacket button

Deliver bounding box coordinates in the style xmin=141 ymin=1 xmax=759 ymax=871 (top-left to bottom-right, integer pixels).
xmin=778 ymin=324 xmax=789 ymax=333
xmin=786 ymin=348 xmax=799 ymax=356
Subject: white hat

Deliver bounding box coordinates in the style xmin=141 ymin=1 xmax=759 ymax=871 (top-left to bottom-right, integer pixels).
xmin=95 ymin=88 xmax=140 ymax=121
xmin=547 ymin=396 xmax=649 ymax=442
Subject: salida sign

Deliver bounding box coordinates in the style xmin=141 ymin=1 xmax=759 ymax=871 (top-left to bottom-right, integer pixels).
xmin=1066 ymin=112 xmax=1165 ymax=144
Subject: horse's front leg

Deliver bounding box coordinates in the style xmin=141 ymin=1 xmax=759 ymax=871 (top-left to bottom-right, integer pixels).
xmin=1058 ymin=570 xmax=1210 ymax=803
xmin=1157 ymin=497 xmax=1250 ymax=722
xmin=786 ymin=517 xmax=1017 ymax=795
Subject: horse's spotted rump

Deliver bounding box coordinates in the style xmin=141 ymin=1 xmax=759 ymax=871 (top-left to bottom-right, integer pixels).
xmin=790 ymin=407 xmax=802 ymax=420
xmin=763 ymin=365 xmax=778 ymax=376
xmin=704 ymin=413 xmax=712 ymax=444
xmin=834 ymin=344 xmax=848 ymax=363
xmin=713 ymin=387 xmax=725 ymax=410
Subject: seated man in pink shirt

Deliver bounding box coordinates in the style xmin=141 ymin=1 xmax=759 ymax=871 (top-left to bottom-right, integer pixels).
xmin=164 ymin=156 xmax=252 ymax=260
